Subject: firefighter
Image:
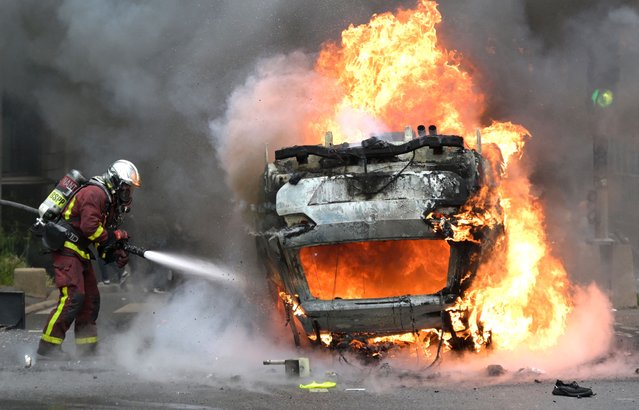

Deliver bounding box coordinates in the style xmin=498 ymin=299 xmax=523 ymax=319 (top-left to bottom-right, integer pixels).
xmin=37 ymin=159 xmax=141 ymax=359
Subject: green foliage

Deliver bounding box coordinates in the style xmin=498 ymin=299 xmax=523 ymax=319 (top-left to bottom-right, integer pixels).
xmin=0 ymin=227 xmax=29 ymax=285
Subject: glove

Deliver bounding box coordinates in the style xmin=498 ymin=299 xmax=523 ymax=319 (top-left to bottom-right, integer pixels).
xmin=113 ymin=230 xmax=128 ymax=241
xmin=101 ymin=229 xmax=130 ymax=261
xmin=103 ymin=229 xmax=128 ymax=250
xmin=114 ymin=248 xmax=129 ymax=268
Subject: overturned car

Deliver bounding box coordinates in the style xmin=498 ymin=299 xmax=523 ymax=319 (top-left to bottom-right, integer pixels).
xmin=255 ymin=125 xmax=502 ymax=351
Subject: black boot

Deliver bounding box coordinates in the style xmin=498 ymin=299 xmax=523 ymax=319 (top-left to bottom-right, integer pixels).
xmin=37 ymin=340 xmax=70 ymax=361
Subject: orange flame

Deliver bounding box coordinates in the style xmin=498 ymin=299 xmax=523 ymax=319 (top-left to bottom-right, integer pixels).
xmin=300 ymin=240 xmax=449 ymax=300
xmin=318 ymin=329 xmax=449 ymax=358
xmin=279 ymin=291 xmax=306 ymax=317
xmin=459 ymin=175 xmax=573 ymax=351
xmin=310 ymin=0 xmax=483 ymax=142
xmin=302 ymin=0 xmax=572 ymax=352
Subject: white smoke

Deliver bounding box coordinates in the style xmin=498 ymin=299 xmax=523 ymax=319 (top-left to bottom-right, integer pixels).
xmin=209 ymin=52 xmax=338 ymax=204
xmin=110 ymin=263 xmax=294 ymax=383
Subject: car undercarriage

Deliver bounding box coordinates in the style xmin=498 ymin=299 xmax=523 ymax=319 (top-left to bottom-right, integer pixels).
xmin=255 ymin=126 xmax=503 ymax=352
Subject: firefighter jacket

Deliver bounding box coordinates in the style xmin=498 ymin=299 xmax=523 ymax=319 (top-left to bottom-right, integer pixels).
xmin=60 ymin=184 xmax=116 ymax=260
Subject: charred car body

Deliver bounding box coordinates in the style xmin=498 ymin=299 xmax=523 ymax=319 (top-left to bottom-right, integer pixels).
xmin=256 ymin=125 xmax=502 ymax=350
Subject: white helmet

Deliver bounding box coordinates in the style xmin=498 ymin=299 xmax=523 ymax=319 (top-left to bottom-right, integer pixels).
xmin=106 ymin=159 xmax=141 ymax=189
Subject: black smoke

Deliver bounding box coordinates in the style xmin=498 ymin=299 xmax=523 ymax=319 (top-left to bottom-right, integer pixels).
xmin=0 ymin=0 xmax=413 ymax=258
xmin=436 ymin=0 xmax=639 ymax=281
xmin=2 ymin=0 xmax=638 ymax=281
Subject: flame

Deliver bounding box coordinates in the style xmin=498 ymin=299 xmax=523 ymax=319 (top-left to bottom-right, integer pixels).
xmin=475 ymin=121 xmax=529 ymax=167
xmin=279 ymin=291 xmax=306 ymax=317
xmin=309 ymin=0 xmax=483 ymax=143
xmin=425 ymin=185 xmax=502 ymax=243
xmin=319 ymin=329 xmax=449 ymax=358
xmin=300 ymin=239 xmax=449 ymax=300
xmin=457 ymin=174 xmax=573 ymax=351
xmin=299 ymin=0 xmax=572 ymax=352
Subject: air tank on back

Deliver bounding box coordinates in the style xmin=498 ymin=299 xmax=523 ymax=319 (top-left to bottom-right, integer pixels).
xmin=38 ymin=169 xmax=87 ymax=222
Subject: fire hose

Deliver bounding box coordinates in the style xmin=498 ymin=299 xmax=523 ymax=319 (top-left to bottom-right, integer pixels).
xmin=1 ymin=198 xmax=148 ymax=259
xmin=0 ymin=199 xmax=39 ymax=215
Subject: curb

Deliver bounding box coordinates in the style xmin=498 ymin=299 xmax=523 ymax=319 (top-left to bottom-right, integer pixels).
xmin=24 ymin=288 xmax=57 ymax=315
xmin=25 ymin=299 xmax=57 ymax=315
xmin=24 ymin=284 xmax=123 ymax=315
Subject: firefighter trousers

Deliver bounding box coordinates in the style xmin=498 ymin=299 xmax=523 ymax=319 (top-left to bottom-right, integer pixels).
xmin=40 ymin=253 xmax=100 ymax=349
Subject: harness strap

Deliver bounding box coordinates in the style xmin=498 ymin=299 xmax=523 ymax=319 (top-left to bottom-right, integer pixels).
xmin=57 ymin=219 xmax=91 ymax=250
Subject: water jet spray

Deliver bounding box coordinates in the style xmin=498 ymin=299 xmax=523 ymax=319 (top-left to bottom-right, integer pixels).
xmin=118 ymin=241 xmax=239 ymax=284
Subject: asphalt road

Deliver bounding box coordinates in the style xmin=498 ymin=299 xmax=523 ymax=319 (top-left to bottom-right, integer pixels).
xmin=1 ymin=284 xmax=639 ymax=409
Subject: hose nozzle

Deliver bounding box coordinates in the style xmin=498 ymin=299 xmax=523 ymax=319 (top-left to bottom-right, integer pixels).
xmin=122 ymin=242 xmax=147 ymax=258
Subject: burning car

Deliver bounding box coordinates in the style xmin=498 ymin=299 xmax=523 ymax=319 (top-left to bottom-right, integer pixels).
xmin=255 ymin=125 xmax=503 ymax=352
